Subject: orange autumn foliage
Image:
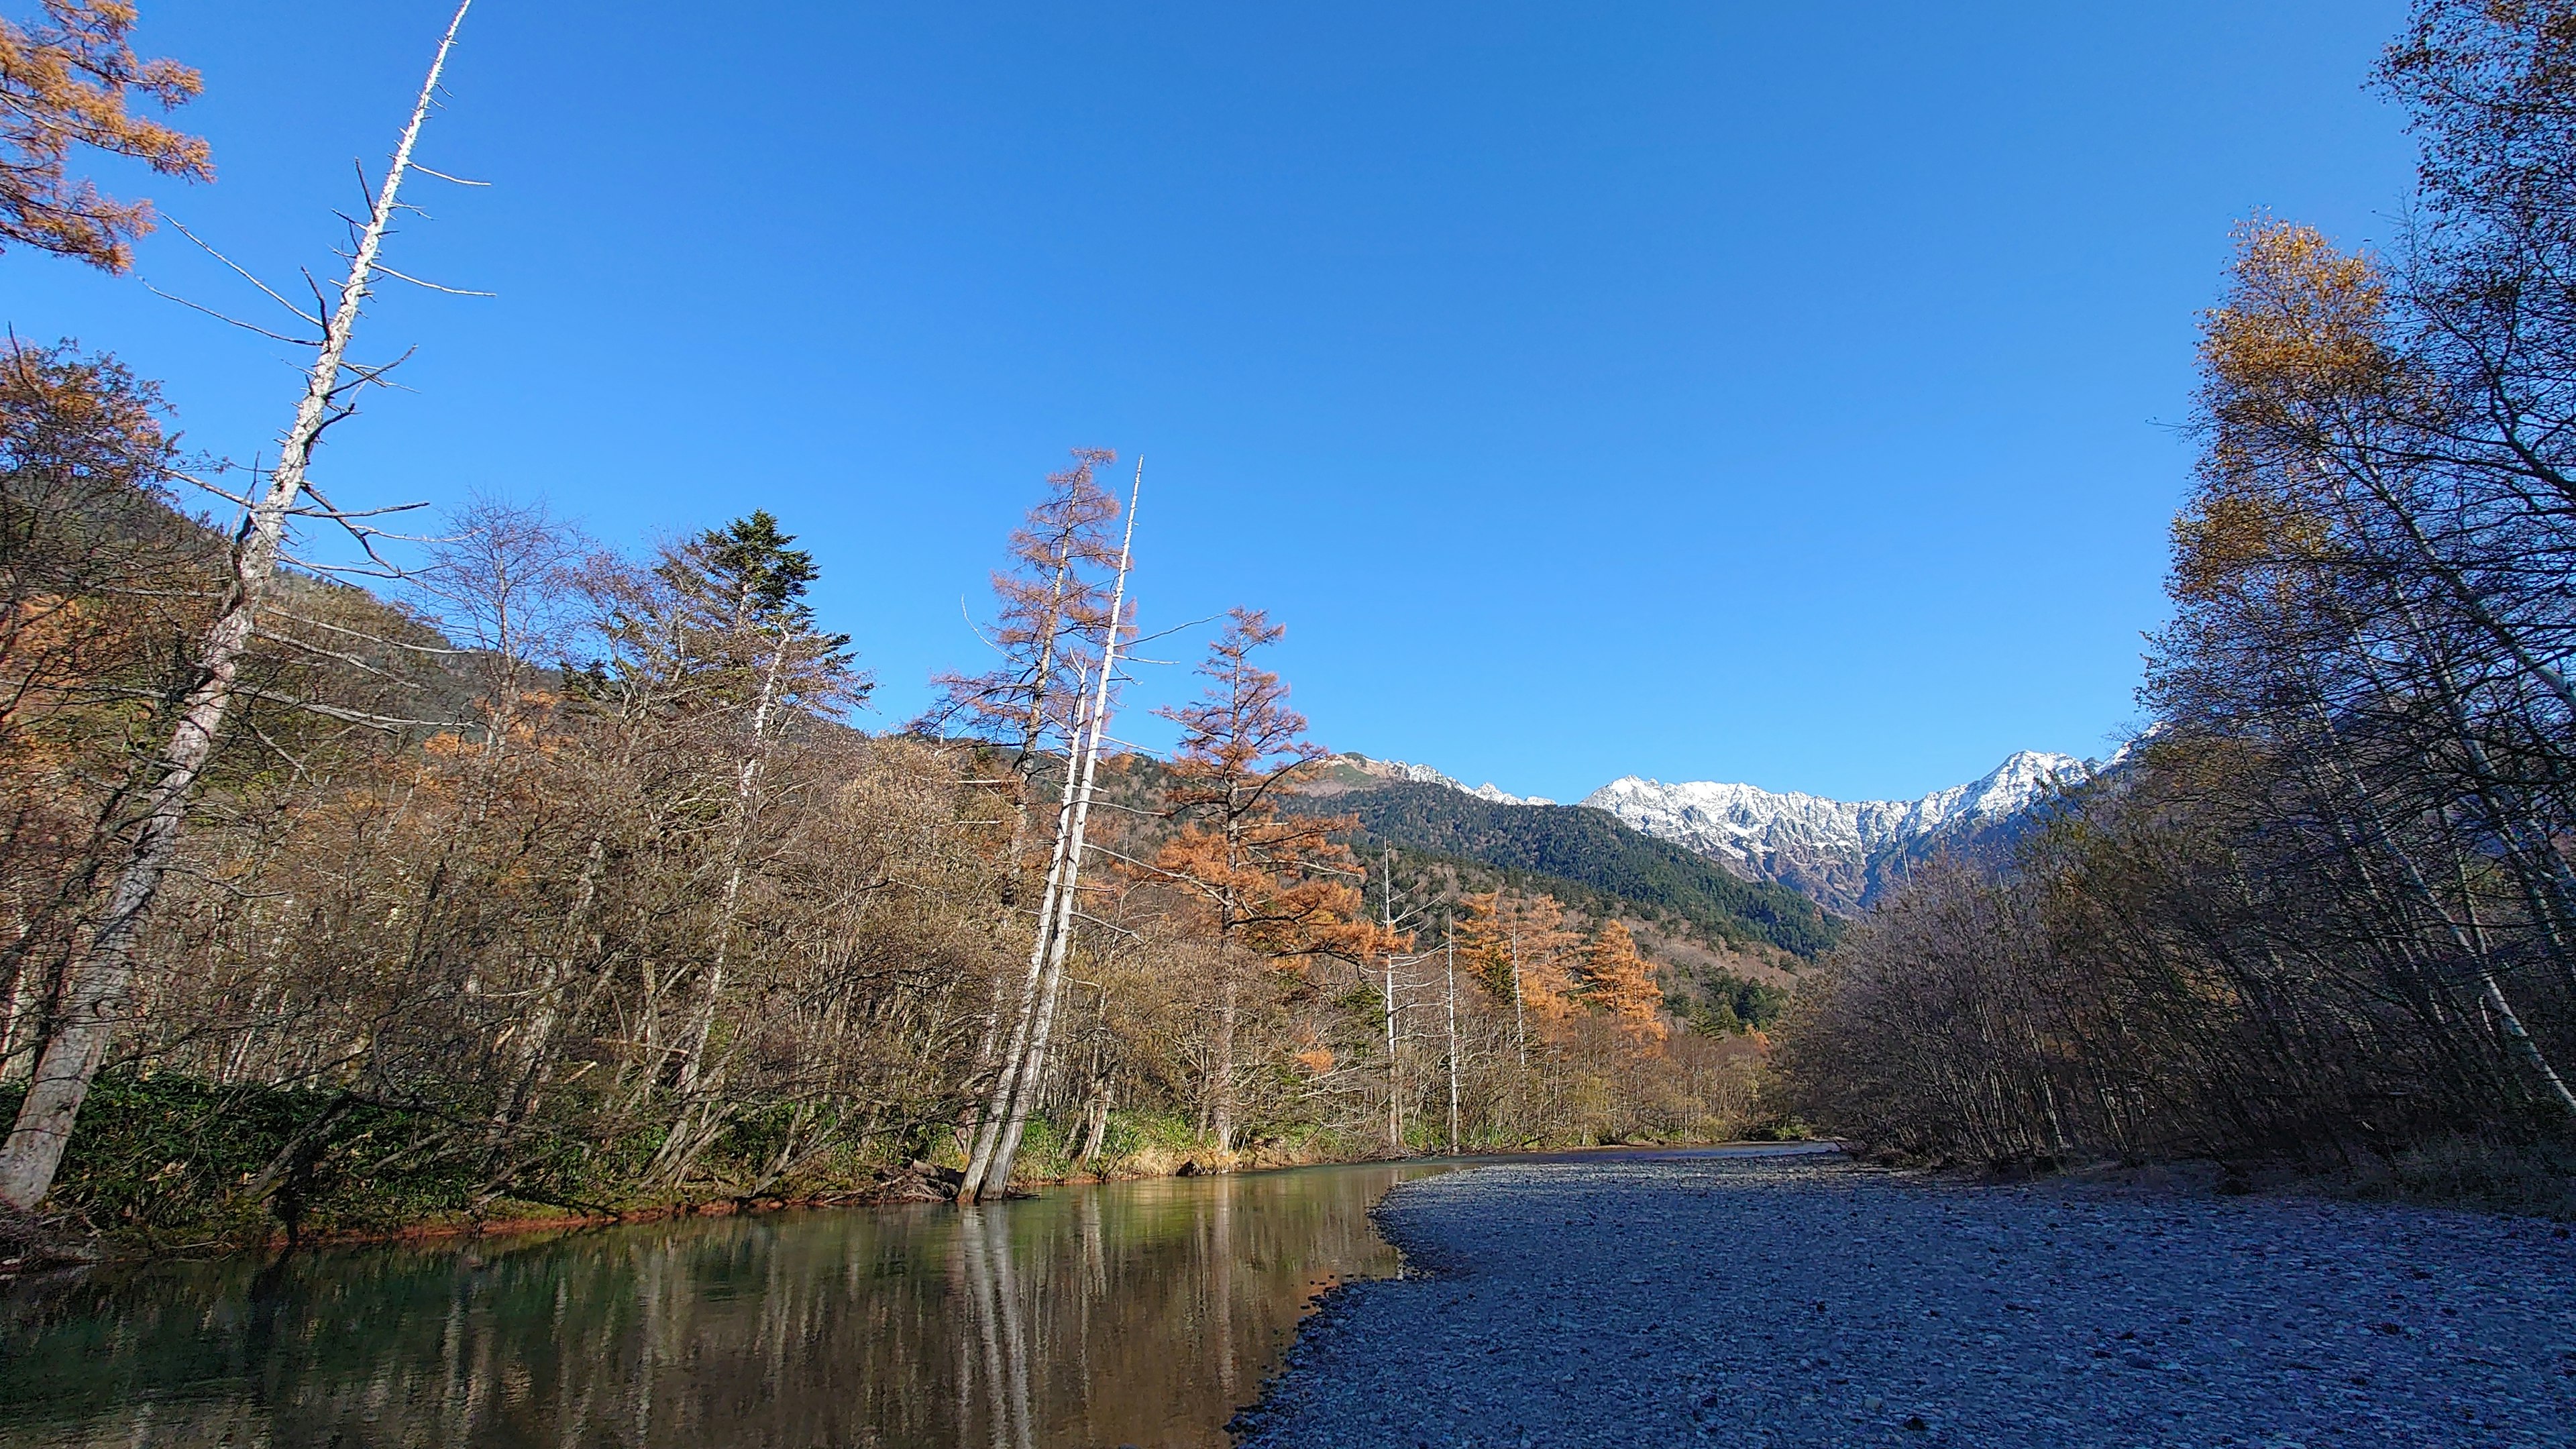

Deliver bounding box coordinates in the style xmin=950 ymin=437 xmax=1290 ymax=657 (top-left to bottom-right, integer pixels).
xmin=1454 ymin=889 xmax=1580 ymax=1033
xmin=1580 ymin=919 xmax=1667 ymax=1044
xmin=1149 ymin=608 xmax=1387 ymax=967
xmin=0 ymin=1 xmax=211 ymax=271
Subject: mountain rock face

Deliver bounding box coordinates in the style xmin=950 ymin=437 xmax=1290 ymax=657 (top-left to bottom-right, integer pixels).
xmin=1578 ymin=751 xmax=2092 ymax=914
xmin=1335 ymin=754 xmax=1555 ymax=806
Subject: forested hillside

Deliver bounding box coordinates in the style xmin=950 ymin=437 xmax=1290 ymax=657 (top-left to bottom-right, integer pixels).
xmin=1346 ymin=839 xmax=1795 ymax=1035
xmin=1083 ymin=756 xmax=1799 ymax=1030
xmin=1300 ymin=780 xmax=1843 ymax=959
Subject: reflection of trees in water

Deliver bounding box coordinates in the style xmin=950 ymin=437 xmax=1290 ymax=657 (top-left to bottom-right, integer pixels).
xmin=0 ymin=1167 xmax=1422 ymax=1449
xmin=959 ymin=1204 xmax=1033 ymax=1449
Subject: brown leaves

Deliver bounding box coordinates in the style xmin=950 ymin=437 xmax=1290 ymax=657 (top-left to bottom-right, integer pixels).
xmin=0 ymin=1 xmax=213 ymax=272
xmin=1147 ymin=608 xmax=1380 ymax=969
xmin=916 ymin=449 xmax=1122 ymax=757
xmin=1580 ymin=920 xmax=1667 ymax=1044
xmin=1454 ymin=889 xmax=1580 ymax=1032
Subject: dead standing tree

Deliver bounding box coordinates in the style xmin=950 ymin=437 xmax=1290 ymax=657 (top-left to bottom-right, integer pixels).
xmin=920 ymin=453 xmax=1120 ymax=1177
xmin=0 ymin=0 xmax=480 ymax=1212
xmin=957 ymin=463 xmax=1141 ymax=1203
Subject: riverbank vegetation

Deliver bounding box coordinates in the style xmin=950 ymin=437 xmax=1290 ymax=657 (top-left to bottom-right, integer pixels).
xmin=1777 ymin=0 xmax=2576 ymax=1208
xmin=0 ymin=0 xmax=1769 ymax=1244
xmin=0 ymin=377 xmax=1776 ymax=1249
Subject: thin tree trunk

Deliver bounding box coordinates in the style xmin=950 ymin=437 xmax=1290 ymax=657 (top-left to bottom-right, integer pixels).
xmin=672 ymin=641 xmax=788 ymax=1104
xmin=1205 ymin=969 xmax=1239 ymax=1153
xmin=1382 ymin=849 xmax=1400 ymax=1151
xmin=0 ymin=1 xmax=476 ymax=1213
xmin=983 ymin=466 xmax=1142 ymax=1193
xmin=1445 ymin=919 xmax=1459 ymax=1155
xmin=1077 ymin=1075 xmax=1112 ymax=1165
xmin=957 ymin=663 xmax=1092 ymax=1199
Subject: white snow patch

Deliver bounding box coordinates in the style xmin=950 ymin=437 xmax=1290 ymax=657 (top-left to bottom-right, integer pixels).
xmin=1577 ymin=750 xmax=2094 ymax=865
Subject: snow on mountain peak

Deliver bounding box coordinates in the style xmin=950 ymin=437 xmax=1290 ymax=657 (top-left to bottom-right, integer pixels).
xmin=1578 ymin=750 xmax=2094 ymax=912
xmin=1341 ymin=755 xmax=1555 ymax=807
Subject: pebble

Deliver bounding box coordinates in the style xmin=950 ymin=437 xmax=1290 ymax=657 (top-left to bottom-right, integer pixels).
xmin=1232 ymin=1152 xmax=2576 ymax=1447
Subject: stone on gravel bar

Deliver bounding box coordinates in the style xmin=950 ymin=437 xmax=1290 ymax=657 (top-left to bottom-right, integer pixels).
xmin=1232 ymin=1149 xmax=2576 ymax=1448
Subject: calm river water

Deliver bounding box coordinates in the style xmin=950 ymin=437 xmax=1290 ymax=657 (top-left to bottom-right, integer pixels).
xmin=0 ymin=1159 xmax=1472 ymax=1448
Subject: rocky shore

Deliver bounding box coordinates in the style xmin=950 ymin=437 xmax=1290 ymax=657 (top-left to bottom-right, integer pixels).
xmin=1234 ymin=1148 xmax=2576 ymax=1447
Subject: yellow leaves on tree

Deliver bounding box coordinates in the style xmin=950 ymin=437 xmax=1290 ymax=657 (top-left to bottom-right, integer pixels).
xmin=2173 ymin=220 xmax=2403 ymax=605
xmin=1 ymin=340 xmax=196 ymax=774
xmin=1 ymin=1 xmax=212 ymax=272
xmin=1579 ymin=919 xmax=1666 ymax=1044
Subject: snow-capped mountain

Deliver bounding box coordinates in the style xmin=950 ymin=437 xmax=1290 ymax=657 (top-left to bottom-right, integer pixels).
xmin=1580 ymin=751 xmax=2094 ymax=914
xmin=1336 ymin=755 xmax=1555 ymax=806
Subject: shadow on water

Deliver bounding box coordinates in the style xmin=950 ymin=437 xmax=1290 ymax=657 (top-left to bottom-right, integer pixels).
xmin=0 ymin=1144 xmax=1824 ymax=1448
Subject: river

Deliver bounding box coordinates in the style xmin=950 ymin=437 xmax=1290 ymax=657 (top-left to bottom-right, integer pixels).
xmin=0 ymin=1159 xmax=1471 ymax=1448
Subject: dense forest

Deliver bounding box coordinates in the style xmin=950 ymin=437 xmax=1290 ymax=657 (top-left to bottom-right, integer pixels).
xmin=1778 ymin=0 xmax=2576 ymax=1208
xmin=1307 ymin=776 xmax=1843 ymax=960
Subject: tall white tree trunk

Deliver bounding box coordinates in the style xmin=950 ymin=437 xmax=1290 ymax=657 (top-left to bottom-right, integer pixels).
xmin=961 ymin=465 xmax=1141 ymax=1201
xmin=1510 ymin=922 xmax=1527 ymax=1067
xmin=0 ymin=0 xmax=476 ymax=1214
xmin=981 ymin=467 xmax=1142 ymax=1195
xmin=1445 ymin=919 xmax=1459 ymax=1155
xmin=1381 ymin=849 xmax=1399 ymax=1151
xmin=956 ymin=662 xmax=1092 ymax=1199
xmin=957 ymin=547 xmax=1087 ymax=1153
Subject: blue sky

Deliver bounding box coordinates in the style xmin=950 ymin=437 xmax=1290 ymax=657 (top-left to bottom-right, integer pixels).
xmin=9 ymin=1 xmax=2416 ymax=803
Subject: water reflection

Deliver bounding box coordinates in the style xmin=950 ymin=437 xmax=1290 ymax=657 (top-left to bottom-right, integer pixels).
xmin=0 ymin=1161 xmax=1462 ymax=1448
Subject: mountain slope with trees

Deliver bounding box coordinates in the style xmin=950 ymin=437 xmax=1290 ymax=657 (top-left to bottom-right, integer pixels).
xmin=1295 ymin=777 xmax=1842 ymax=960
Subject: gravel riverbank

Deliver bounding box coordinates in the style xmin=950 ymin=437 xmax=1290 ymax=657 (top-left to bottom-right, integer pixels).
xmin=1232 ymin=1147 xmax=2576 ymax=1447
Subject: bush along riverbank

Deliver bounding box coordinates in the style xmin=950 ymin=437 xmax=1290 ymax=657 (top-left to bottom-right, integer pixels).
xmin=0 ymin=1074 xmax=1767 ymax=1266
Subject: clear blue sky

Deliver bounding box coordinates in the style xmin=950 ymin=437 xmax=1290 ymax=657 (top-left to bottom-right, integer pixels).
xmin=10 ymin=1 xmax=2416 ymax=803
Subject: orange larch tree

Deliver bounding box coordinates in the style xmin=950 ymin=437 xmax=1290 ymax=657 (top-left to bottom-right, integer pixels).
xmin=0 ymin=1 xmax=211 ymax=272
xmin=1151 ymin=608 xmax=1385 ymax=1149
xmin=1580 ymin=918 xmax=1667 ymax=1044
xmin=1454 ymin=888 xmax=1579 ymax=1056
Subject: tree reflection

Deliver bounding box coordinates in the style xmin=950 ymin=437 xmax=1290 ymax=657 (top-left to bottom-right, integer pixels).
xmin=0 ymin=1164 xmax=1434 ymax=1448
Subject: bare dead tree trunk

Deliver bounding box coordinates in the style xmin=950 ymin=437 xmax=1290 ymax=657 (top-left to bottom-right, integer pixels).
xmin=1445 ymin=918 xmax=1460 ymax=1155
xmin=956 ymin=664 xmax=1091 ymax=1199
xmin=981 ymin=466 xmax=1142 ymax=1195
xmin=1381 ymin=849 xmax=1401 ymax=1151
xmin=1510 ymin=921 xmax=1527 ymax=1066
xmin=0 ymin=0 xmax=477 ymax=1213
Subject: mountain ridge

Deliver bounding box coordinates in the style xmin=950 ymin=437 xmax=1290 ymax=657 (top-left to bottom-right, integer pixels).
xmin=1339 ymin=748 xmax=2105 ymax=916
